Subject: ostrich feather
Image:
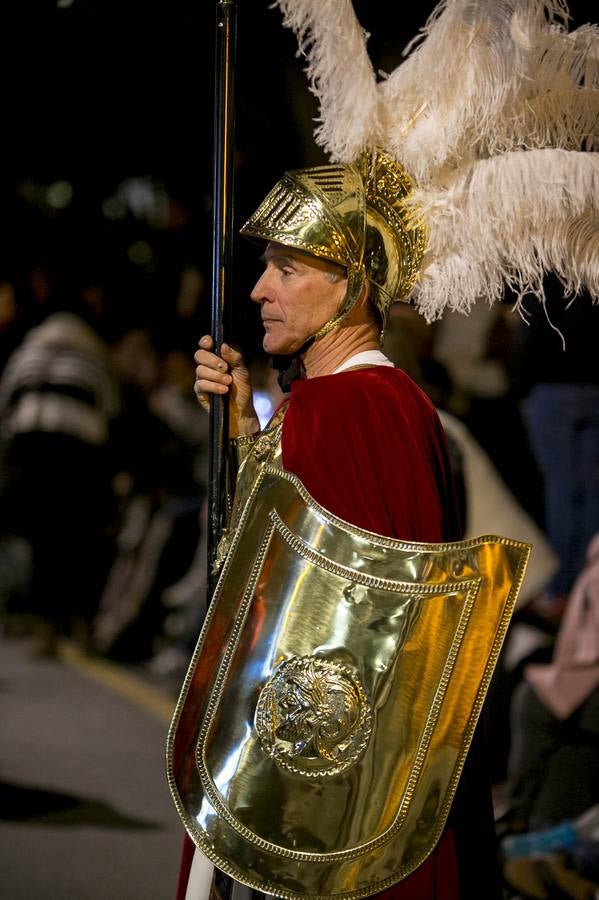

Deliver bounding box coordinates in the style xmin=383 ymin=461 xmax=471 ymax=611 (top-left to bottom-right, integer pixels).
xmin=380 ymin=1 xmax=593 ymax=177
xmin=272 ymin=0 xmax=599 ymax=317
xmin=276 ymin=0 xmax=380 ymax=161
xmin=412 ymin=149 xmax=599 ymax=320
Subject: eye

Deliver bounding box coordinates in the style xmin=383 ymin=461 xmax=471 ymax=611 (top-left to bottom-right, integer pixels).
xmin=275 ymin=264 xmax=295 ymax=279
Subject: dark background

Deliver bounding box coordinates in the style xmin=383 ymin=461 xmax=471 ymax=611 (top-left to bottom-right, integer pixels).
xmin=0 ymin=0 xmax=592 ymax=359
xmin=0 ymin=1 xmax=449 ymax=359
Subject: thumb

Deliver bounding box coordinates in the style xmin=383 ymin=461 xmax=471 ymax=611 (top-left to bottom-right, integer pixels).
xmin=221 ymin=343 xmax=245 ymax=370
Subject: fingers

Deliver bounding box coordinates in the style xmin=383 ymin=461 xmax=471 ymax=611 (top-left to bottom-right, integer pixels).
xmin=194 ymin=335 xmax=219 ymax=368
xmin=193 ymin=337 xmax=250 ymax=414
xmin=194 ymin=338 xmax=244 ymax=377
xmin=195 ymin=367 xmax=231 ymax=390
xmin=193 ymin=381 xmax=210 ymax=411
xmin=195 ymin=338 xmax=228 ymax=377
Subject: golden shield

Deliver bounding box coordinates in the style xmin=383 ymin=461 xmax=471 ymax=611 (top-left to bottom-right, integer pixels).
xmin=167 ymin=464 xmax=529 ymax=899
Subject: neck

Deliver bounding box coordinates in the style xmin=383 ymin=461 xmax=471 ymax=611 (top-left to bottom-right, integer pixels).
xmin=301 ymin=322 xmax=381 ymax=378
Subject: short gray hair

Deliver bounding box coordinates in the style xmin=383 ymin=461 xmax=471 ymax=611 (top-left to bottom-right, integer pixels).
xmin=322 ymin=266 xmax=345 ymax=284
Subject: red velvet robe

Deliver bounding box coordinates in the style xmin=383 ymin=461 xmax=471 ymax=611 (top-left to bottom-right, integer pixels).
xmin=176 ymin=366 xmax=500 ymax=900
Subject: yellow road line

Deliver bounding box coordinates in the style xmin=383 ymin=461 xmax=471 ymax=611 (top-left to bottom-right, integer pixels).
xmin=60 ymin=642 xmax=175 ymax=724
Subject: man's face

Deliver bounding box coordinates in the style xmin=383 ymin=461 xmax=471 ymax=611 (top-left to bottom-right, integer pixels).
xmin=251 ymin=243 xmax=347 ymax=355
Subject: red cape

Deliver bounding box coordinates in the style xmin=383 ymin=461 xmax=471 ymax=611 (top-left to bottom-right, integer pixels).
xmin=177 ymin=367 xmax=499 ymax=900
xmin=282 ymin=367 xmax=460 ymax=543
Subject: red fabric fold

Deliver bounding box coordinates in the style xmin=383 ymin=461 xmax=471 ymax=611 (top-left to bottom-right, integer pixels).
xmin=282 ymin=367 xmax=460 ymax=543
xmin=176 ymin=835 xmax=196 ymax=900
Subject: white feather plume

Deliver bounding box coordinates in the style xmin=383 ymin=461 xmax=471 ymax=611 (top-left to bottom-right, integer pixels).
xmin=272 ymin=0 xmax=599 ymax=319
xmin=413 ymin=149 xmax=599 ymax=319
xmin=275 ymin=0 xmax=380 ymax=160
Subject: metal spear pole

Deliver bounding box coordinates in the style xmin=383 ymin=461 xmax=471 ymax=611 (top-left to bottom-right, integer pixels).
xmin=205 ymin=3 xmax=240 ymax=898
xmin=203 ymin=8 xmax=275 ymax=898
xmin=207 ymin=0 xmax=237 ymax=593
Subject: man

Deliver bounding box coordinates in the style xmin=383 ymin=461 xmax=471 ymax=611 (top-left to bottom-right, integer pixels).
xmin=193 ymin=243 xmax=457 ymax=544
xmin=169 ymin=152 xmax=529 ymax=900
xmin=0 ymin=307 xmax=122 ymax=655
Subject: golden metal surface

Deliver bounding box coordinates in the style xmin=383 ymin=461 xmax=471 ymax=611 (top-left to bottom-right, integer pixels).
xmin=213 ymin=413 xmax=286 ymax=576
xmin=167 ymin=446 xmax=530 ymax=899
xmin=255 ymin=655 xmax=373 ymax=777
xmin=230 ymin=432 xmax=259 ymax=465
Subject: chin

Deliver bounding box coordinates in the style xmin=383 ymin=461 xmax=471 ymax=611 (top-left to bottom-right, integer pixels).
xmin=262 ymin=334 xmax=301 ymax=357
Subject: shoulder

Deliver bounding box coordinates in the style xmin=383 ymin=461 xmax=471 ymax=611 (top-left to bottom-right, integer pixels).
xmin=287 ymin=366 xmax=440 ymax=439
xmin=289 ymin=366 xmax=439 ymax=425
xmin=283 ymin=367 xmax=447 ymax=472
xmin=281 ymin=366 xmax=457 ymax=541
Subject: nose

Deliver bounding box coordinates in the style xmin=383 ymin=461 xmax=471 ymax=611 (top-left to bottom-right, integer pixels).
xmin=250 ymin=267 xmax=273 ymax=304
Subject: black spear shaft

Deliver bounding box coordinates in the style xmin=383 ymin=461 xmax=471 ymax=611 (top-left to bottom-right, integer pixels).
xmin=207 ymin=0 xmax=237 ymax=594
xmin=207 ymin=8 xmax=266 ymax=900
xmin=205 ymin=6 xmax=242 ymax=899
xmin=204 ymin=10 xmax=268 ymax=898
xmin=205 ymin=15 xmax=237 ymax=900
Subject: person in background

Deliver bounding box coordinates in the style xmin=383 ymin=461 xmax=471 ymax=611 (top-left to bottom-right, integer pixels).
xmin=516 ymin=278 xmax=599 ymax=618
xmin=499 ymin=534 xmax=599 ymax=898
xmin=0 ymin=304 xmax=122 ymax=655
xmin=92 ymin=330 xmax=206 ymax=665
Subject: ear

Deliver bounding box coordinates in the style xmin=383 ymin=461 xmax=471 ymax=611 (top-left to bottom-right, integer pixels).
xmin=356 ymin=279 xmax=371 ymax=308
xmin=355 ymin=280 xmax=379 ymax=324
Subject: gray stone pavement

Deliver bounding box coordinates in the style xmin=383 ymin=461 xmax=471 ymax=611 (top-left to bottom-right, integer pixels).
xmin=0 ymin=634 xmax=186 ymax=899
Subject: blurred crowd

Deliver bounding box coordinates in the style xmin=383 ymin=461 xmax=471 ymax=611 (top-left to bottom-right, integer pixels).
xmin=0 ymin=262 xmax=209 ymax=661
xmin=0 ymin=261 xmax=597 ymax=900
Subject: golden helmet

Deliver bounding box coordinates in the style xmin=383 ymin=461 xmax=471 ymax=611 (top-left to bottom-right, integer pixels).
xmin=240 ymin=149 xmax=427 ymax=335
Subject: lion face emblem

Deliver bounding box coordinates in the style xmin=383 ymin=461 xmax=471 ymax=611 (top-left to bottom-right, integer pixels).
xmin=255 ymin=657 xmax=372 ymax=777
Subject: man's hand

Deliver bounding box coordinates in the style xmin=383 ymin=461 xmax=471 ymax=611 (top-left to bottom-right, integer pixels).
xmin=193 ymin=335 xmax=259 ymax=437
